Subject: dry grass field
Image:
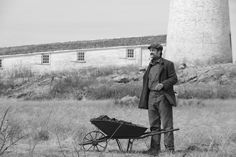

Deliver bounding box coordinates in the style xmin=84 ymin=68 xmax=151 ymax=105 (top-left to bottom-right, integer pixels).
xmin=0 ymin=99 xmax=235 ymax=157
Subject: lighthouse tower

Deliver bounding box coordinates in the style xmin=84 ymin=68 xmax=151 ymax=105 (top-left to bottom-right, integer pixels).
xmin=166 ymin=0 xmax=232 ymax=66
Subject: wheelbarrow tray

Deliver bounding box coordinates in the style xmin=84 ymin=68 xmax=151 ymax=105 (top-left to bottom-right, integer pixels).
xmin=90 ymin=119 xmax=147 ymax=138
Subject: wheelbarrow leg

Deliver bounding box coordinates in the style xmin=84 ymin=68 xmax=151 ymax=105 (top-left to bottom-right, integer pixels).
xmin=115 ymin=139 xmax=123 ymax=152
xmin=127 ymin=139 xmax=134 ymax=152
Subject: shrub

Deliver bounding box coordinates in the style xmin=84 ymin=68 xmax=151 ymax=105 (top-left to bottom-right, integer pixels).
xmin=34 ymin=129 xmax=49 ymax=141
xmin=114 ymin=95 xmax=139 ymax=107
xmin=176 ymin=84 xmax=236 ymax=99
xmin=49 ymin=75 xmax=97 ymax=98
xmin=79 ymin=66 xmax=115 ymax=78
xmin=177 ymin=99 xmax=206 ymax=107
xmin=117 ymin=65 xmax=140 ymax=74
xmin=0 ymin=108 xmax=24 ymax=156
xmin=48 ymin=65 xmax=141 ymax=100
xmin=0 ymin=80 xmax=14 ymax=96
xmin=78 ymin=65 xmax=139 ymax=77
xmin=87 ymin=82 xmax=142 ymax=100
xmin=7 ymin=66 xmax=34 ymax=79
xmin=176 ymin=84 xmax=215 ymax=99
xmin=216 ymin=85 xmax=236 ymax=99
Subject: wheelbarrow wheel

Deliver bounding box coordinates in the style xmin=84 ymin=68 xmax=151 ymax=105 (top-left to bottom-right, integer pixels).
xmin=81 ymin=130 xmax=108 ymax=152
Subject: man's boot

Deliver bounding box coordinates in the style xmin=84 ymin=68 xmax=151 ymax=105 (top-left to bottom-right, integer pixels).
xmin=165 ymin=144 xmax=175 ymax=154
xmin=146 ymin=134 xmax=160 ymax=155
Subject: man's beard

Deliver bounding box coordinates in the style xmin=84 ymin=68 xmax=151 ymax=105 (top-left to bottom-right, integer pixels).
xmin=151 ymin=55 xmax=161 ymax=61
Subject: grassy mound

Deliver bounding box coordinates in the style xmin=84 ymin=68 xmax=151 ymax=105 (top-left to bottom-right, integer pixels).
xmin=0 ymin=63 xmax=236 ymax=100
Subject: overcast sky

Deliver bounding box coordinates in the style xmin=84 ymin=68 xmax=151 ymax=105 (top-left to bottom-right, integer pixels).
xmin=0 ymin=0 xmax=235 ymax=47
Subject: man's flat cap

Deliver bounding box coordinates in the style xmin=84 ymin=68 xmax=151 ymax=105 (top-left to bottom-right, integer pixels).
xmin=148 ymin=43 xmax=163 ymax=51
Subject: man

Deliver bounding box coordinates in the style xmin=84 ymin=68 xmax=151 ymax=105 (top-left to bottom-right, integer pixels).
xmin=139 ymin=43 xmax=178 ymax=155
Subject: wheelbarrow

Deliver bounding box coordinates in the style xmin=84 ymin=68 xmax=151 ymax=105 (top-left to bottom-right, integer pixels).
xmin=79 ymin=115 xmax=179 ymax=152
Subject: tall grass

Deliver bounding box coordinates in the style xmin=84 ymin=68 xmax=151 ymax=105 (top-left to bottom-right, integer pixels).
xmin=77 ymin=65 xmax=139 ymax=77
xmin=8 ymin=66 xmax=35 ymax=79
xmin=176 ymin=84 xmax=236 ymax=99
xmin=0 ymin=99 xmax=235 ymax=156
xmin=87 ymin=82 xmax=142 ymax=99
xmin=1 ymin=64 xmax=236 ymax=100
xmin=39 ymin=65 xmax=141 ymax=100
xmin=0 ymin=66 xmax=35 ymax=96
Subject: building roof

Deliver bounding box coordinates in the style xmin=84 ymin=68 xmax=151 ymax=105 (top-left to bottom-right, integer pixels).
xmin=0 ymin=35 xmax=166 ymax=56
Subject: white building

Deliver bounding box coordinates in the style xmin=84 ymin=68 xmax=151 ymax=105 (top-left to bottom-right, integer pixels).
xmin=0 ymin=35 xmax=166 ymax=73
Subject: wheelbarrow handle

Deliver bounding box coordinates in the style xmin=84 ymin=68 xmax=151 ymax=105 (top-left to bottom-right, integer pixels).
xmin=140 ymin=128 xmax=180 ymax=139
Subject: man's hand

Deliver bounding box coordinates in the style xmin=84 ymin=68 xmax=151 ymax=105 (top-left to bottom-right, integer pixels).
xmin=155 ymin=83 xmax=164 ymax=91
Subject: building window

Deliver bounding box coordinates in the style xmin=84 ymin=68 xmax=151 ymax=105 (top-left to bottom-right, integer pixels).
xmin=0 ymin=59 xmax=2 ymax=68
xmin=77 ymin=52 xmax=85 ymax=61
xmin=42 ymin=54 xmax=50 ymax=64
xmin=127 ymin=49 xmax=135 ymax=58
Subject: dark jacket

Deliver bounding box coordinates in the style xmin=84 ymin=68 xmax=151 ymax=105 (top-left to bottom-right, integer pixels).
xmin=138 ymin=58 xmax=178 ymax=109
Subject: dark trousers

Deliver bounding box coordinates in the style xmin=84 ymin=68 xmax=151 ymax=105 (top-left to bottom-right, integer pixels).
xmin=148 ymin=92 xmax=174 ymax=151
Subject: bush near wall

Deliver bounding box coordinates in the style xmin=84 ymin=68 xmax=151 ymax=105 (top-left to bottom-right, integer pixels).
xmin=87 ymin=82 xmax=142 ymax=100
xmin=1 ymin=64 xmax=236 ymax=100
xmin=176 ymin=84 xmax=236 ymax=99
